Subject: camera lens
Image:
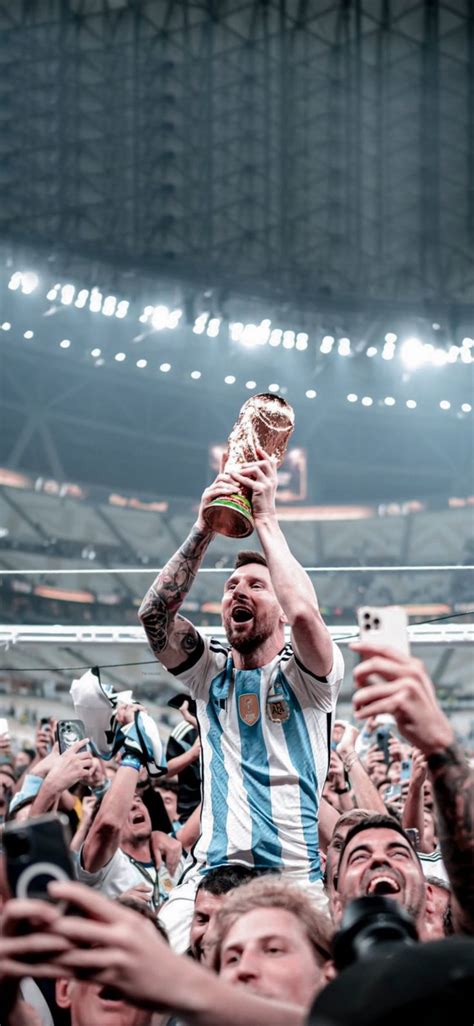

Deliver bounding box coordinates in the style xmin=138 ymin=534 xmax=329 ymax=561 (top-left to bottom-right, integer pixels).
xmin=5 ymin=831 xmax=30 ymax=858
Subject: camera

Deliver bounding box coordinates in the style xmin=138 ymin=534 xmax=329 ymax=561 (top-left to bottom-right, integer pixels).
xmin=332 ymin=896 xmax=418 ymax=971
xmin=308 ymin=897 xmax=474 ymax=1026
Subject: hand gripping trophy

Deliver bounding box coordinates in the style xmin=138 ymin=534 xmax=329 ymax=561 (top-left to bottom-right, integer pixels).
xmin=203 ymin=393 xmax=295 ymax=538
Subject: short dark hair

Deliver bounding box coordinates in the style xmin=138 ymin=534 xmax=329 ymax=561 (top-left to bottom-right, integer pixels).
xmin=196 ymin=864 xmax=261 ymax=897
xmin=234 ymin=550 xmax=267 ymax=571
xmin=117 ymin=896 xmax=169 ymax=939
xmin=336 ymin=814 xmax=419 ymax=889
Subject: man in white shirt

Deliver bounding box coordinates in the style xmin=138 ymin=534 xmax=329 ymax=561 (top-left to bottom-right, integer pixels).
xmin=139 ymin=449 xmax=344 ymax=949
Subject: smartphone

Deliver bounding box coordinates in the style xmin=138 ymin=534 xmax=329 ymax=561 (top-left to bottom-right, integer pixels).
xmin=40 ymin=716 xmax=51 ymax=728
xmin=401 ymin=757 xmax=412 ymax=781
xmin=357 ymin=605 xmax=410 ymax=655
xmin=375 ymin=725 xmax=392 ymax=765
xmin=3 ymin=813 xmax=74 ymax=901
xmin=0 ymin=717 xmax=9 ymax=736
xmin=57 ymin=719 xmax=91 ymax=754
xmin=405 ymin=827 xmax=420 ymax=849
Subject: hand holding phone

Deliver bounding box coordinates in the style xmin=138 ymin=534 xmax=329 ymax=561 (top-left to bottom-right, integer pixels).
xmin=56 ymin=719 xmax=91 ymax=755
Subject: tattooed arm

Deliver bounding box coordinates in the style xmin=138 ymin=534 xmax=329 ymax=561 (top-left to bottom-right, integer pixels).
xmin=139 ymin=472 xmax=237 ymax=669
xmin=428 ymin=744 xmax=474 ymax=935
xmin=352 ymin=642 xmax=474 ymax=933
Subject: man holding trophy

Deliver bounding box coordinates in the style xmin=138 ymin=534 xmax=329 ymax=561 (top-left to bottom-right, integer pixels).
xmin=139 ymin=394 xmax=344 ymax=951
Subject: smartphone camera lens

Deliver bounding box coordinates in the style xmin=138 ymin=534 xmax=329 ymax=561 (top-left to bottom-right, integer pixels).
xmin=6 ymin=832 xmax=30 ymax=859
xmin=373 ymin=617 xmax=380 ymax=627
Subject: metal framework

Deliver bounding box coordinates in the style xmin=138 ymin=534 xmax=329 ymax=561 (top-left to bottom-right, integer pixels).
xmin=0 ymin=0 xmax=473 ymax=310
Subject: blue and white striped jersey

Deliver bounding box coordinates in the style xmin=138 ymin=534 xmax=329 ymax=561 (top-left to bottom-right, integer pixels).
xmin=171 ymin=636 xmax=344 ymax=881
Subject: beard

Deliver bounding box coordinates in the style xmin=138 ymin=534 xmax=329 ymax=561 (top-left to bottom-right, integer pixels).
xmin=224 ymin=613 xmax=276 ymax=654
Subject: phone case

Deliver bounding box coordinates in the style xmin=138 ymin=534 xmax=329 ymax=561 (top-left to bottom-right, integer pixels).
xmin=3 ymin=814 xmax=74 ymax=900
xmin=357 ymin=606 xmax=410 ymax=656
xmin=56 ymin=719 xmax=89 ymax=754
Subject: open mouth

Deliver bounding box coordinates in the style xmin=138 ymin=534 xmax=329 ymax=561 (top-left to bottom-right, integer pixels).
xmin=366 ymin=874 xmax=401 ymax=896
xmin=99 ymin=986 xmax=123 ymax=1003
xmin=232 ymin=606 xmax=254 ymax=623
xmin=132 ymin=812 xmax=146 ymax=826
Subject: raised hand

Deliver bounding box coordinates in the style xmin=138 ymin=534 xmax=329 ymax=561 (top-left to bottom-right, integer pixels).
xmin=224 ymin=445 xmax=278 ymax=522
xmin=351 ymin=641 xmax=454 ymax=756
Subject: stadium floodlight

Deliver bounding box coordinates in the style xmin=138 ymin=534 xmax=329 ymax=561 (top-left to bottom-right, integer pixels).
xmin=190 ymin=370 xmax=201 ymax=379
xmin=320 ymin=335 xmax=334 ymax=354
xmin=160 ymin=363 xmax=171 ymax=372
xmin=366 ymin=346 xmax=377 ymax=357
xmin=240 ymin=323 xmax=269 ymax=347
xmin=432 ymin=348 xmax=448 ymax=367
xmin=114 ymin=352 xmax=126 ymax=361
xmin=207 ymin=317 xmax=221 ymax=337
xmin=338 ymin=337 xmax=351 ymax=356
xmin=151 ymin=305 xmax=169 ymax=330
xmin=347 ymin=393 xmax=358 ymax=402
xmin=60 ymin=284 xmax=75 ymax=305
xmin=75 ymin=289 xmax=89 ymax=309
xmin=59 ymin=339 xmax=71 ymax=349
xmin=382 ymin=341 xmax=395 ymax=360
xmin=229 ymin=322 xmax=244 ymax=341
xmin=8 ymin=272 xmax=22 ymax=291
xmin=461 ymin=403 xmax=472 ymax=413
xmin=448 ymin=345 xmax=459 ymax=363
xmin=384 ymin=397 xmax=396 ymax=406
xmin=245 ymin=380 xmax=257 ymax=389
xmin=269 ymin=329 xmax=282 ymax=347
xmin=115 ymin=300 xmax=129 ymax=319
xmin=1 ymin=322 xmax=11 ymax=331
xmin=296 ymin=333 xmax=308 ymax=351
xmin=305 ymin=389 xmax=317 ymax=399
xmin=283 ymin=331 xmax=295 ymax=349
xmin=439 ymin=400 xmax=451 ymax=410
xmin=136 ymin=359 xmax=147 ymax=369
xmin=406 ymin=400 xmax=417 ymax=409
xmin=461 ymin=347 xmax=472 ymax=364
xmin=139 ymin=305 xmax=154 ymax=324
xmin=102 ymin=295 xmax=117 ymax=317
xmin=384 ymin=332 xmax=397 ymax=344
xmin=47 ymin=284 xmax=61 ymax=301
xmin=23 ymin=331 xmax=34 ymax=339
xmin=21 ymin=272 xmax=39 ymax=295
xmin=89 ymin=288 xmax=103 ymax=313
xmin=361 ymin=396 xmax=373 ymax=406
xmin=224 ymin=375 xmax=236 ymax=384
xmin=193 ymin=313 xmax=209 ymax=334
xmin=400 ymin=337 xmax=425 ymax=370
xmin=268 ymin=383 xmax=280 ymax=392
xmin=90 ymin=348 xmax=101 ymax=358
xmin=168 ymin=308 xmax=182 ymax=329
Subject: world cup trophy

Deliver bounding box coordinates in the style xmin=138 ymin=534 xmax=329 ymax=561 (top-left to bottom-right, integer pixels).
xmin=203 ymin=393 xmax=295 ymax=538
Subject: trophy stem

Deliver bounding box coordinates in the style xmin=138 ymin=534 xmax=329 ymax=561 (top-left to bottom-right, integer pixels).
xmin=203 ymin=493 xmax=254 ymax=538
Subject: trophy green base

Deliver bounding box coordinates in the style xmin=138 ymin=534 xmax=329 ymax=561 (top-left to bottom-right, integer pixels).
xmin=203 ymin=493 xmax=254 ymax=538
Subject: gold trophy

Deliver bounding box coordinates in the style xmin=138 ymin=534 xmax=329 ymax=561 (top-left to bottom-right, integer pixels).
xmin=204 ymin=393 xmax=295 ymax=538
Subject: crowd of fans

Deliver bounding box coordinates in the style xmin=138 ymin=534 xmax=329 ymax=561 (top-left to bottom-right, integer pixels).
xmin=0 ymin=453 xmax=473 ymax=1025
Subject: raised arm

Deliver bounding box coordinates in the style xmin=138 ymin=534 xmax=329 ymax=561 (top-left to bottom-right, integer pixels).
xmin=352 ymin=642 xmax=474 ymax=935
xmin=227 ymin=448 xmax=334 ymax=678
xmin=138 ymin=473 xmax=237 ymax=669
xmin=81 ymin=763 xmax=139 ymax=873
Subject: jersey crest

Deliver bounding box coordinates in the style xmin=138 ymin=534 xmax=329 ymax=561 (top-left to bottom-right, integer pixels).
xmin=238 ymin=693 xmax=260 ymax=725
xmin=266 ymin=695 xmax=291 ymax=723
